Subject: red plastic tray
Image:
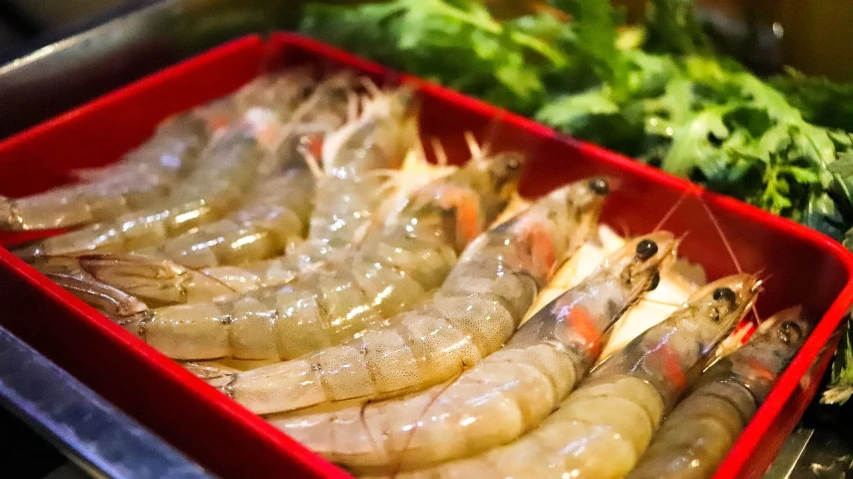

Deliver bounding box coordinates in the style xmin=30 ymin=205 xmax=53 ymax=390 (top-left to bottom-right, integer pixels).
xmin=0 ymin=33 xmax=851 ymax=479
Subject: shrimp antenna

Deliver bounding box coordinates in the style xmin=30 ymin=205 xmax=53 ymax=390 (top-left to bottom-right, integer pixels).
xmin=271 ymin=88 xmax=325 ymax=151
xmin=431 ymin=137 xmax=449 ymax=167
xmin=479 ymin=110 xmax=507 ymax=158
xmin=638 ymin=297 xmax=684 ymax=308
xmin=698 ymin=197 xmax=742 ymax=274
xmin=387 ymin=373 xmax=464 ymax=478
xmin=297 ymin=138 xmax=325 ymax=180
xmin=347 ymin=90 xmax=361 ymax=123
xmin=652 ymin=187 xmax=696 ymax=232
xmin=360 ymin=76 xmax=383 ymax=100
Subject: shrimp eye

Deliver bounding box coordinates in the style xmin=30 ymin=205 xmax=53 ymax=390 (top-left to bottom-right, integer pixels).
xmin=636 ymin=239 xmax=658 ymax=260
xmin=648 ymin=272 xmax=661 ymax=291
xmin=506 ymin=157 xmax=522 ymax=171
xmin=589 ymin=178 xmax=610 ymax=196
xmin=779 ymin=321 xmax=804 ymax=345
xmin=713 ymin=287 xmax=736 ymax=306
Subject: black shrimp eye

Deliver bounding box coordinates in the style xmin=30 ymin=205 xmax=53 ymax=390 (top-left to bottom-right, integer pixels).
xmin=648 ymin=272 xmax=661 ymax=291
xmin=635 ymin=239 xmax=658 ymax=260
xmin=589 ymin=178 xmax=610 ymax=196
xmin=713 ymin=287 xmax=737 ymax=306
xmin=779 ymin=321 xmax=804 ymax=345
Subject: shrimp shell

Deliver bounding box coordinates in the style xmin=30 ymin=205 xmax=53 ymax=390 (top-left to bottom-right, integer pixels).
xmin=267 ymin=232 xmax=678 ymax=473
xmin=126 ymin=152 xmax=524 ymax=363
xmin=0 ymin=69 xmax=317 ymax=233
xmin=0 ymin=114 xmax=207 ymax=232
xmin=625 ymin=307 xmax=809 ymax=479
xmin=131 ymin=166 xmax=316 ymax=269
xmin=221 ymin=178 xmax=609 ymax=415
xmin=391 ymin=274 xmax=760 ymax=479
xmin=15 ymin=123 xmax=271 ymax=260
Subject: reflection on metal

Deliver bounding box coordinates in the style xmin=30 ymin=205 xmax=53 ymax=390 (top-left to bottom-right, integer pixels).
xmin=764 ymin=427 xmax=815 ymax=478
xmin=0 ymin=0 xmax=309 ymax=139
xmin=0 ymin=325 xmax=214 ymax=479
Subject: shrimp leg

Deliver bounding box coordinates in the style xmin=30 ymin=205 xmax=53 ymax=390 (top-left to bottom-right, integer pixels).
xmin=391 ymin=274 xmax=760 ymax=479
xmin=268 ymin=232 xmax=678 ymax=473
xmin=222 ymin=177 xmax=610 ymax=415
xmin=625 ymin=307 xmax=809 ymax=479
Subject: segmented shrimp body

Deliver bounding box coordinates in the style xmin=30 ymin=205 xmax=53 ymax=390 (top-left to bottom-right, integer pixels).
xmin=394 ymin=274 xmax=760 ymax=479
xmin=0 ymin=70 xmax=317 ymax=233
xmin=221 ymin=178 xmax=609 ymax=415
xmin=200 ymin=86 xmax=423 ymax=292
xmin=15 ymin=120 xmax=274 ymax=260
xmin=625 ymin=307 xmax=808 ymax=479
xmin=125 ymin=153 xmax=523 ymax=364
xmin=0 ymin=115 xmax=208 ymax=232
xmin=268 ymin=232 xmax=678 ymax=473
xmin=131 ymin=166 xmax=316 ymax=269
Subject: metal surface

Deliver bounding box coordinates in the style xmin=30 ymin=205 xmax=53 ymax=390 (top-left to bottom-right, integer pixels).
xmin=0 ymin=0 xmax=309 ymax=139
xmin=0 ymin=325 xmax=214 ymax=479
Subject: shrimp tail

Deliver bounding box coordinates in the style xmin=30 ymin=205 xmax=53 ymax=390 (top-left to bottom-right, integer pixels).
xmin=44 ymin=271 xmax=149 ymax=319
xmin=50 ymin=253 xmax=236 ymax=308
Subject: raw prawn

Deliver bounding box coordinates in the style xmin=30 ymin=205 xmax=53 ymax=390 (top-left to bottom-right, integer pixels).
xmin=12 ymin=70 xmax=362 ymax=260
xmin=123 ymin=152 xmax=524 ymax=362
xmin=130 ymin=166 xmax=316 ymax=269
xmin=625 ymin=306 xmax=809 ymax=479
xmin=59 ymin=83 xmax=423 ymax=307
xmin=268 ymin=232 xmax=678 ymax=473
xmin=392 ymin=274 xmax=760 ymax=479
xmin=219 ymin=177 xmax=610 ymax=415
xmin=0 ymin=69 xmax=318 ymax=232
xmin=199 ymin=83 xmax=424 ymax=292
xmin=0 ymin=114 xmax=208 ymax=232
xmin=15 ymin=117 xmax=276 ymax=260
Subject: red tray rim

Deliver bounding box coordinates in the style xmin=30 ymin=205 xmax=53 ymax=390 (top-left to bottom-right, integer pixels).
xmin=0 ymin=32 xmax=851 ymax=479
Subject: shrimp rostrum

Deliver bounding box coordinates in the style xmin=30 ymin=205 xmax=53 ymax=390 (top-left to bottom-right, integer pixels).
xmin=268 ymin=231 xmax=678 ymax=474
xmin=220 ymin=177 xmax=610 ymax=415
xmin=120 ymin=152 xmax=525 ymax=364
xmin=392 ymin=273 xmax=760 ymax=479
xmin=626 ymin=306 xmax=809 ymax=479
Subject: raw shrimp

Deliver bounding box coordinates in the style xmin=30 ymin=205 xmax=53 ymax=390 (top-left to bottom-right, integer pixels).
xmin=50 ymin=83 xmax=423 ymax=308
xmin=124 ymin=152 xmax=524 ymax=362
xmin=625 ymin=306 xmax=809 ymax=479
xmin=268 ymin=232 xmax=679 ymax=473
xmin=220 ymin=177 xmax=610 ymax=415
xmin=392 ymin=274 xmax=760 ymax=479
xmin=12 ymin=70 xmax=360 ymax=259
xmin=130 ymin=166 xmax=316 ymax=269
xmin=0 ymin=114 xmax=208 ymax=232
xmin=0 ymin=70 xmax=318 ymax=232
xmin=15 ymin=118 xmax=275 ymax=260
xmin=199 ymin=84 xmax=424 ymax=292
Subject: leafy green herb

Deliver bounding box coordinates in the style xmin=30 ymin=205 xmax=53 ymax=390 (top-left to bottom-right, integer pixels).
xmin=299 ymin=0 xmax=853 ymax=405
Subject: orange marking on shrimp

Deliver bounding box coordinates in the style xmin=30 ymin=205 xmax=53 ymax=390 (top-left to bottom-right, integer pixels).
xmin=739 ymin=356 xmax=775 ymax=385
xmin=520 ymin=220 xmax=556 ymax=276
xmin=205 ymin=115 xmax=232 ymax=134
xmin=654 ymin=344 xmax=688 ymax=392
xmin=434 ymin=186 xmax=482 ymax=246
xmin=565 ymin=305 xmax=603 ymax=359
